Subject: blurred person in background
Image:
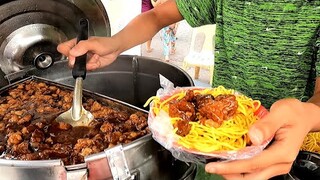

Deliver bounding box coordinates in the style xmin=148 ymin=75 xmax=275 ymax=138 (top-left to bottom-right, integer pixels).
xmin=153 ymin=0 xmax=179 ymax=62
xmin=142 ymin=0 xmax=155 ymax=52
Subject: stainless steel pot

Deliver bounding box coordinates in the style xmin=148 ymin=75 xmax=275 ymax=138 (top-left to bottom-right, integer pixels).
xmin=3 ymin=55 xmax=195 ymax=110
xmin=0 ymin=0 xmax=110 ymax=75
xmin=0 ymin=135 xmax=196 ymax=180
xmin=0 ymin=76 xmax=196 ymax=180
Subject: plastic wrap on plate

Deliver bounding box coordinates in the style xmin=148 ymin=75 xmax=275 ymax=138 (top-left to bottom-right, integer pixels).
xmin=146 ymin=75 xmax=271 ymax=164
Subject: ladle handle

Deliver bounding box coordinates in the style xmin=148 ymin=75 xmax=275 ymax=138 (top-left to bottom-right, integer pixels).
xmin=72 ymin=18 xmax=89 ymax=80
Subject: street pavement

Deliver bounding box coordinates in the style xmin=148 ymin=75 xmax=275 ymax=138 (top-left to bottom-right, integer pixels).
xmin=141 ymin=20 xmax=211 ymax=87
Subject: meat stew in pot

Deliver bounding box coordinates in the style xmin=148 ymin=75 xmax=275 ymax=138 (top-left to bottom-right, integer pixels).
xmin=0 ymin=78 xmax=149 ymax=165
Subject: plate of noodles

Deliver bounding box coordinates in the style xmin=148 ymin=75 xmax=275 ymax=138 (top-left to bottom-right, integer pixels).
xmin=144 ymin=85 xmax=271 ymax=163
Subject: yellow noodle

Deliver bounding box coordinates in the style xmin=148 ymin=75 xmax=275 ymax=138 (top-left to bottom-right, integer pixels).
xmin=143 ymin=96 xmax=160 ymax=107
xmin=301 ymin=132 xmax=320 ymax=153
xmin=159 ymin=92 xmax=185 ymax=111
xmin=145 ymin=86 xmax=262 ymax=153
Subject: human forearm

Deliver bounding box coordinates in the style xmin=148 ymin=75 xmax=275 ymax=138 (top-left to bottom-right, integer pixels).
xmin=113 ymin=0 xmax=183 ymax=53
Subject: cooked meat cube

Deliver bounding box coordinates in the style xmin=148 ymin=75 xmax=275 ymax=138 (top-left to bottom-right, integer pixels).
xmin=125 ymin=113 xmax=148 ymax=131
xmin=30 ymin=129 xmax=45 ymax=143
xmin=17 ymin=153 xmax=41 ymax=160
xmin=100 ymin=122 xmax=113 ymax=133
xmin=8 ymin=114 xmax=19 ymax=123
xmin=110 ymin=132 xmax=122 ymax=144
xmin=57 ymin=122 xmax=72 ymax=131
xmin=92 ymin=134 xmax=104 ymax=142
xmin=125 ymin=132 xmax=139 ymax=140
xmin=40 ymin=144 xmax=72 ymax=160
xmin=0 ymin=80 xmax=149 ymax=165
xmin=18 ymin=114 xmax=32 ymax=125
xmin=7 ymin=132 xmax=23 ymax=146
xmin=94 ymin=110 xmax=129 ymax=123
xmin=74 ymin=138 xmax=103 ymax=157
xmin=11 ymin=141 xmax=30 ymax=155
xmin=85 ymin=128 xmax=101 ymax=139
xmin=0 ymin=123 xmax=5 ymax=131
xmin=52 ymin=143 xmax=73 ymax=151
xmin=48 ymin=86 xmax=57 ymax=91
xmin=80 ymin=148 xmax=92 ymax=157
xmin=194 ymin=94 xmax=215 ymax=108
xmin=45 ymin=137 xmax=53 ymax=144
xmin=29 ymin=142 xmax=50 ymax=152
xmin=37 ymin=82 xmax=46 ymax=88
xmin=70 ymin=153 xmax=84 ymax=165
xmin=90 ymin=101 xmax=102 ymax=112
xmin=173 ymin=120 xmax=191 ymax=137
xmin=88 ymin=119 xmax=103 ymax=128
xmin=21 ymin=124 xmax=37 ymax=136
xmin=63 ymin=95 xmax=72 ymax=103
xmin=183 ymin=90 xmax=195 ymax=101
xmin=169 ymin=100 xmax=196 ymax=121
xmin=198 ymin=94 xmax=238 ymax=125
xmin=0 ymin=144 xmax=5 ymax=153
xmin=74 ymin=138 xmax=94 ymax=153
xmin=104 ymin=134 xmax=112 ymax=144
xmin=34 ymin=122 xmax=46 ymax=129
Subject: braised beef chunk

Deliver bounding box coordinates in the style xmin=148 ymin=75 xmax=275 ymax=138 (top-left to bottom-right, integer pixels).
xmin=168 ymin=90 xmax=238 ymax=136
xmin=0 ymin=80 xmax=149 ymax=165
xmin=173 ymin=120 xmax=192 ymax=137
xmin=198 ymin=94 xmax=238 ymax=124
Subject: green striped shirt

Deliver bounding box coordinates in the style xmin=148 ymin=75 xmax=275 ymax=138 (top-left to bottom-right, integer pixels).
xmin=176 ymin=0 xmax=320 ymax=108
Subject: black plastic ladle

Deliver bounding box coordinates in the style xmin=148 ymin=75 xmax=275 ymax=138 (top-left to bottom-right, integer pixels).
xmin=56 ymin=18 xmax=94 ymax=126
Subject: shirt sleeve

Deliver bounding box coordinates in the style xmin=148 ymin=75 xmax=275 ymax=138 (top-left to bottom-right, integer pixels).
xmin=175 ymin=0 xmax=216 ymax=27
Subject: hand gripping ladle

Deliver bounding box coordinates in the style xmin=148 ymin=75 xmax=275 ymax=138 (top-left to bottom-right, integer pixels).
xmin=56 ymin=18 xmax=94 ymax=126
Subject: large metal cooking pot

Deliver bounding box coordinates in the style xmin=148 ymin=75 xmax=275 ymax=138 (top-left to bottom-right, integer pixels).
xmin=3 ymin=55 xmax=194 ymax=110
xmin=0 ymin=58 xmax=196 ymax=180
xmin=0 ymin=0 xmax=110 ymax=75
xmin=0 ymin=76 xmax=196 ymax=180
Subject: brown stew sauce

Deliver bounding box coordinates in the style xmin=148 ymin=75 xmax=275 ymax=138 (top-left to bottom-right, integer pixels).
xmin=169 ymin=90 xmax=238 ymax=136
xmin=0 ymin=80 xmax=149 ymax=165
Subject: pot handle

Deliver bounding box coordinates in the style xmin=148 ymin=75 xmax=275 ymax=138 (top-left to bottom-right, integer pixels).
xmin=72 ymin=18 xmax=89 ymax=80
xmin=85 ymin=144 xmax=133 ymax=180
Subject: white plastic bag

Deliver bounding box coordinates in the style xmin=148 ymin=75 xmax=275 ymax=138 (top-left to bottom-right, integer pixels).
xmin=147 ymin=75 xmax=271 ymax=163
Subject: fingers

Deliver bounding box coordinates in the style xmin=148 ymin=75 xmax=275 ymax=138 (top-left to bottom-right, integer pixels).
xmin=248 ymin=100 xmax=293 ymax=145
xmin=222 ymin=163 xmax=292 ymax=180
xmin=248 ymin=111 xmax=284 ymax=145
xmin=57 ymin=38 xmax=77 ymax=56
xmin=249 ymin=99 xmax=307 ymax=146
xmin=205 ymin=140 xmax=295 ymax=175
xmin=204 ymin=99 xmax=310 ymax=179
xmin=86 ymin=54 xmax=101 ymax=70
xmin=58 ymin=37 xmax=100 ymax=68
xmin=69 ymin=40 xmax=91 ymax=57
xmin=57 ymin=36 xmax=118 ymax=70
xmin=67 ymin=40 xmax=92 ymax=68
xmin=57 ymin=38 xmax=78 ymax=67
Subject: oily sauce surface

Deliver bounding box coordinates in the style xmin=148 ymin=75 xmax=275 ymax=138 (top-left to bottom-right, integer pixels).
xmin=0 ymin=80 xmax=149 ymax=165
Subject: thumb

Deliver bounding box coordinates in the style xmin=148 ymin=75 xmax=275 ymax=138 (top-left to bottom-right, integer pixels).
xmin=248 ymin=112 xmax=282 ymax=145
